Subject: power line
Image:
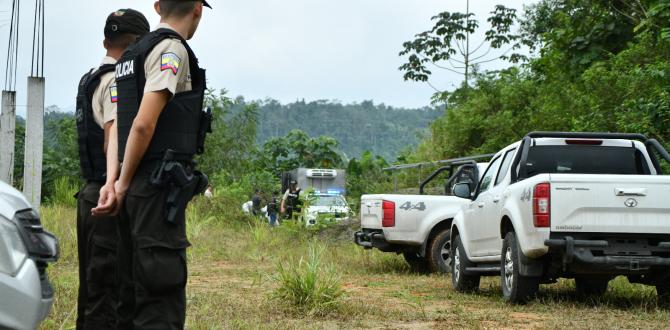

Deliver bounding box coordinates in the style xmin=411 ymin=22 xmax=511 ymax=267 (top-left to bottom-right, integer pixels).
xmin=4 ymin=0 xmax=20 ymax=90
xmin=30 ymin=0 xmax=44 ymax=77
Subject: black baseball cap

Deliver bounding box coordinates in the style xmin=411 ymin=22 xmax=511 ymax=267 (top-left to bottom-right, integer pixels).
xmin=161 ymin=0 xmax=212 ymax=9
xmin=104 ymin=9 xmax=150 ymax=39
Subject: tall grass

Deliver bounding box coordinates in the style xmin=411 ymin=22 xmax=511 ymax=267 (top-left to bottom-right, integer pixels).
xmin=272 ymin=243 xmax=344 ymax=315
xmin=40 ymin=205 xmax=77 ymax=265
xmin=48 ymin=177 xmax=79 ymax=208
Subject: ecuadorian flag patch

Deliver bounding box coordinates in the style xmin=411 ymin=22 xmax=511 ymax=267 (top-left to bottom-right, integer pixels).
xmin=110 ymin=86 xmax=118 ymax=103
xmin=161 ymin=52 xmax=181 ymax=75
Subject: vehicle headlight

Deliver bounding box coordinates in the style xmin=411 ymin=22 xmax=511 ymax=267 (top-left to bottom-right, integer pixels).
xmin=0 ymin=215 xmax=28 ymax=276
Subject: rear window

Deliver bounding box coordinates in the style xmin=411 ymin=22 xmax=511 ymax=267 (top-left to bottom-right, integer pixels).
xmin=525 ymin=146 xmax=651 ymax=176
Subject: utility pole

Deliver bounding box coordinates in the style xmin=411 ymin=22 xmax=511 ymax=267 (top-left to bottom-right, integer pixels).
xmin=0 ymin=91 xmax=16 ymax=184
xmin=23 ymin=0 xmax=46 ymax=207
xmin=464 ymin=0 xmax=470 ymax=91
xmin=1 ymin=0 xmax=20 ymax=185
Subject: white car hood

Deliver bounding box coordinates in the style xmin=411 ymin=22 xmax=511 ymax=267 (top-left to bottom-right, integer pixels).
xmin=0 ymin=181 xmax=31 ymax=219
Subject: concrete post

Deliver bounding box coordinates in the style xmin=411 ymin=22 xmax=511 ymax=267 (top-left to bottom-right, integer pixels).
xmin=23 ymin=77 xmax=45 ymax=208
xmin=0 ymin=91 xmax=17 ymax=185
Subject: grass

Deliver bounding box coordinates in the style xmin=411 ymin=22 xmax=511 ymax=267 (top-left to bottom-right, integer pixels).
xmin=38 ymin=195 xmax=670 ymax=329
xmin=272 ymin=243 xmax=344 ymax=315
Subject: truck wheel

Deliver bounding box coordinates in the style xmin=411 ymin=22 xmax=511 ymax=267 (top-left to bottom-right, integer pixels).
xmin=575 ymin=277 xmax=610 ymax=296
xmin=427 ymin=229 xmax=451 ymax=273
xmin=656 ymin=283 xmax=670 ymax=307
xmin=451 ymin=235 xmax=480 ymax=292
xmin=403 ymin=252 xmax=429 ymax=274
xmin=501 ymin=231 xmax=539 ymax=304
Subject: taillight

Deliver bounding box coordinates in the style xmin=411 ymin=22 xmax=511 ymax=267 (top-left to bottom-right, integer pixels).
xmin=565 ymin=139 xmax=603 ymax=145
xmin=533 ymin=183 xmax=550 ymax=228
xmin=382 ymin=200 xmax=395 ymax=227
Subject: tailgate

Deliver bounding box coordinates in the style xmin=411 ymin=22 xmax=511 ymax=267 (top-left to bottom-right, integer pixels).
xmin=360 ymin=195 xmax=384 ymax=229
xmin=550 ymin=174 xmax=670 ymax=234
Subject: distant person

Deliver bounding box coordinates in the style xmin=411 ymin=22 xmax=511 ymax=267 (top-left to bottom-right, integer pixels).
xmin=75 ymin=9 xmax=149 ymax=330
xmin=252 ymin=189 xmax=263 ymax=216
xmin=204 ymin=185 xmax=213 ymax=199
xmin=242 ymin=200 xmax=252 ymax=214
xmin=281 ymin=180 xmax=301 ymax=219
xmin=267 ymin=191 xmax=280 ymax=226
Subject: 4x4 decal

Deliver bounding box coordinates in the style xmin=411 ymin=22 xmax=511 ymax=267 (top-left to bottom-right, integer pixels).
xmin=520 ymin=188 xmax=531 ymax=202
xmin=399 ymin=202 xmax=426 ymax=211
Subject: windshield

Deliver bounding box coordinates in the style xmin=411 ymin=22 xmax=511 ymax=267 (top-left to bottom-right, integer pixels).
xmin=526 ymin=146 xmax=651 ymax=176
xmin=313 ymin=195 xmax=347 ymax=207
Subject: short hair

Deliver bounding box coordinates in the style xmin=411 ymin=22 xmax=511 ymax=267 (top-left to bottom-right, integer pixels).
xmin=159 ymin=0 xmax=198 ymax=18
xmin=106 ymin=33 xmax=140 ymax=49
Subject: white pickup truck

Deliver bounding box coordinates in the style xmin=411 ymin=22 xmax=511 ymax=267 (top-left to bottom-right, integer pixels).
xmin=355 ymin=161 xmax=488 ymax=273
xmin=449 ymin=132 xmax=670 ymax=304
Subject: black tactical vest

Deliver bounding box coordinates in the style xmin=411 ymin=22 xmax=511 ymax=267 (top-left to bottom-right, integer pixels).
xmin=286 ymin=189 xmax=301 ymax=208
xmin=76 ymin=64 xmax=116 ymax=182
xmin=115 ymin=28 xmax=206 ymax=162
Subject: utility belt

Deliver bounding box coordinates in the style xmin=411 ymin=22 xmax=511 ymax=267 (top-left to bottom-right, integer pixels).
xmin=148 ymin=149 xmax=209 ymax=224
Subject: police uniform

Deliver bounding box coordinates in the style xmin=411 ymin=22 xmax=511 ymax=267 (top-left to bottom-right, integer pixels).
xmin=283 ymin=188 xmax=301 ymax=219
xmin=75 ymin=9 xmax=149 ymax=330
xmin=115 ymin=20 xmax=209 ymax=330
xmin=75 ymin=56 xmax=119 ymax=330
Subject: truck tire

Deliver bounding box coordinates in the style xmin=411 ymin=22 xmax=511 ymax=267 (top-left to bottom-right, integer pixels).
xmin=403 ymin=252 xmax=429 ymax=274
xmin=575 ymin=277 xmax=610 ymax=296
xmin=451 ymin=235 xmax=480 ymax=292
xmin=501 ymin=231 xmax=539 ymax=304
xmin=657 ymin=283 xmax=670 ymax=307
xmin=426 ymin=229 xmax=451 ymax=273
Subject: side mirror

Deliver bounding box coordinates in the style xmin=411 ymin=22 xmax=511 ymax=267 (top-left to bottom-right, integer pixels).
xmin=453 ymin=183 xmax=472 ymax=199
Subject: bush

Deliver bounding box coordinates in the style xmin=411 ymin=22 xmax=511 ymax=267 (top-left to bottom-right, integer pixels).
xmin=272 ymin=243 xmax=343 ymax=315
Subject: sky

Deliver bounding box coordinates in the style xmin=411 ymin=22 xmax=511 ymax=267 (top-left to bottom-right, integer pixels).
xmin=0 ymin=0 xmax=536 ymax=115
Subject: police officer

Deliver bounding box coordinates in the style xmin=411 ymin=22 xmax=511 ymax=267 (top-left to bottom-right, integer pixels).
xmin=75 ymin=9 xmax=149 ymax=330
xmin=281 ymin=180 xmax=302 ymax=219
xmin=110 ymin=1 xmax=211 ymax=329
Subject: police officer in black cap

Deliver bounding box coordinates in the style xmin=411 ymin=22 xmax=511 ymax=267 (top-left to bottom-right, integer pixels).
xmin=93 ymin=1 xmax=212 ymax=329
xmin=281 ymin=180 xmax=302 ymax=219
xmin=75 ymin=8 xmax=149 ymax=330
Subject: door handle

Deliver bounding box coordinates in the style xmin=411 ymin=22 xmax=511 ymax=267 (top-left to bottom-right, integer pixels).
xmin=478 ymin=202 xmax=485 ymax=208
xmin=615 ymin=188 xmax=647 ymax=196
xmin=493 ymin=196 xmax=501 ymax=203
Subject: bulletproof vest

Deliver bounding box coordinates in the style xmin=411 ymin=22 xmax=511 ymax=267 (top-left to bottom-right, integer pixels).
xmin=286 ymin=189 xmax=301 ymax=208
xmin=75 ymin=64 xmax=116 ymax=181
xmin=115 ymin=28 xmax=206 ymax=162
xmin=267 ymin=197 xmax=278 ymax=213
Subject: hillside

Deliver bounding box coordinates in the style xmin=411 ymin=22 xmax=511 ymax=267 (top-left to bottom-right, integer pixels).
xmin=230 ymin=98 xmax=442 ymax=160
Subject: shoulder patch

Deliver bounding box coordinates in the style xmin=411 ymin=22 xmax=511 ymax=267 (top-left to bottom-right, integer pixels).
xmin=160 ymin=52 xmax=181 ymax=75
xmin=110 ymin=85 xmax=118 ymax=103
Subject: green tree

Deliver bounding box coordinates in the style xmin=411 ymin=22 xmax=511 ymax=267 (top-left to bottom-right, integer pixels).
xmin=259 ymin=129 xmax=344 ymax=175
xmin=399 ymin=2 xmax=529 ymax=101
xmin=197 ymin=90 xmax=260 ymax=182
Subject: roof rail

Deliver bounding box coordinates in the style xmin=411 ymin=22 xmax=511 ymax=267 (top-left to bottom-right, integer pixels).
xmin=526 ymin=131 xmax=648 ymax=141
xmin=383 ymin=153 xmax=495 ymax=171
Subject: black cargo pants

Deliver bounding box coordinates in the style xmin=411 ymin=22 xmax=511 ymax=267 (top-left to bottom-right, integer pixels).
xmin=117 ymin=165 xmax=190 ymax=330
xmin=76 ymin=181 xmax=119 ymax=330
